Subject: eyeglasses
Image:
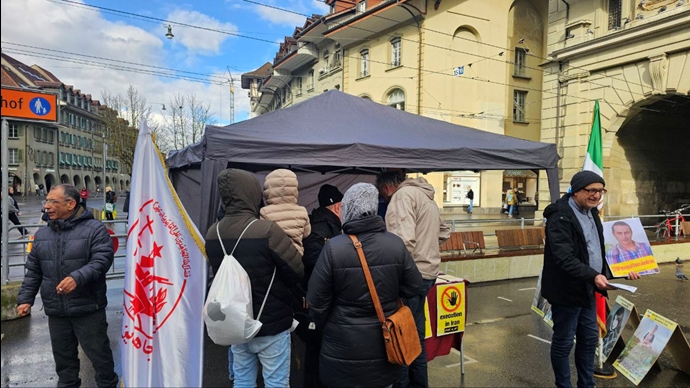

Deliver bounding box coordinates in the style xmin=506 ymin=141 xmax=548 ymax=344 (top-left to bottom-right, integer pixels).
xmin=582 ymin=188 xmax=607 ymax=195
xmin=45 ymin=199 xmax=73 ymax=205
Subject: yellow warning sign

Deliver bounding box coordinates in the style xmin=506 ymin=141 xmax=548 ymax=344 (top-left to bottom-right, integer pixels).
xmin=437 ymin=282 xmax=465 ymax=336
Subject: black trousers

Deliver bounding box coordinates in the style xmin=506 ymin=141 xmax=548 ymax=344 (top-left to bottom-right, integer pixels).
xmin=8 ymin=213 xmax=28 ymax=236
xmin=48 ymin=308 xmax=118 ymax=388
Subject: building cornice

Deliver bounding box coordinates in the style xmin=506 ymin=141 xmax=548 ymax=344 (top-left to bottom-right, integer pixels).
xmin=551 ymin=10 xmax=689 ymax=62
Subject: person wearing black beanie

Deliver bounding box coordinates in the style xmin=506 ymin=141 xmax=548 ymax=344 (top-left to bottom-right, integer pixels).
xmin=540 ymin=171 xmax=640 ymax=388
xmin=298 ymin=184 xmax=344 ymax=388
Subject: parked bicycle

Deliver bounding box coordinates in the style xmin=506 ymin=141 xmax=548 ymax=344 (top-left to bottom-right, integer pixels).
xmin=654 ymin=204 xmax=689 ymax=240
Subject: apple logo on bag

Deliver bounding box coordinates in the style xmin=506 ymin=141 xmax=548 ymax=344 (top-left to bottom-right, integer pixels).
xmin=206 ymin=301 xmax=226 ymax=321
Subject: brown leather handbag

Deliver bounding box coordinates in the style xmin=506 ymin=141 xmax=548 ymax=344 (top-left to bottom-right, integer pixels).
xmin=349 ymin=234 xmax=422 ymax=366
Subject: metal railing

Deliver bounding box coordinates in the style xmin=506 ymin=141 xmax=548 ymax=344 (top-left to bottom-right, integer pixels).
xmin=3 ymin=220 xmax=129 ymax=283
xmin=3 ymin=212 xmax=688 ymax=283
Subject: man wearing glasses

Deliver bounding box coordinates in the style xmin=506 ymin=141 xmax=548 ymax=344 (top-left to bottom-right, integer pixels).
xmin=540 ymin=171 xmax=640 ymax=388
xmin=16 ymin=184 xmax=119 ymax=387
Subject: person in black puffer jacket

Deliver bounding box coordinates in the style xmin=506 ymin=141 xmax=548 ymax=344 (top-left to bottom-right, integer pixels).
xmin=205 ymin=169 xmax=303 ymax=388
xmin=16 ymin=184 xmax=118 ymax=388
xmin=308 ymin=183 xmax=422 ymax=388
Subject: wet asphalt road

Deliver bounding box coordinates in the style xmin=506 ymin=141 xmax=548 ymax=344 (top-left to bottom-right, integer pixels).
xmin=2 ymin=263 xmax=689 ymax=387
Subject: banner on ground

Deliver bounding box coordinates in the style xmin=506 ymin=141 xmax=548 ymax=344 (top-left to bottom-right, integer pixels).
xmin=614 ymin=310 xmax=676 ymax=385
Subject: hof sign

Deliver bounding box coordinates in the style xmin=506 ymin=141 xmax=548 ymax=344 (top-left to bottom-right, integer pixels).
xmin=436 ymin=282 xmax=466 ymax=336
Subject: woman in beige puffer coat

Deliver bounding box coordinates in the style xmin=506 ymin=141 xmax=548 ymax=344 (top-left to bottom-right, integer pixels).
xmin=260 ymin=169 xmax=311 ymax=254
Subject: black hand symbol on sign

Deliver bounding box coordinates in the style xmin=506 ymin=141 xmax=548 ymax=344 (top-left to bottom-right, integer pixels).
xmin=449 ymin=291 xmax=458 ymax=306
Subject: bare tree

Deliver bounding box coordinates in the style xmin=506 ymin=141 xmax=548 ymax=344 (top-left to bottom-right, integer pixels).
xmin=100 ymin=85 xmax=154 ymax=173
xmin=155 ymin=93 xmax=216 ymax=155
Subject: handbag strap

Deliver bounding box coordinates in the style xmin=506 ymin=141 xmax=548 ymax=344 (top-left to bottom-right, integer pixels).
xmin=349 ymin=234 xmax=386 ymax=325
xmin=215 ymin=219 xmax=258 ymax=257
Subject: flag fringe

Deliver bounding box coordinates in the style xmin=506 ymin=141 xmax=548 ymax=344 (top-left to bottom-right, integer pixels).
xmin=150 ymin=132 xmax=208 ymax=260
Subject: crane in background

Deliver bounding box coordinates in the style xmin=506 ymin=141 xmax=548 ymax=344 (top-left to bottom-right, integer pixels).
xmin=227 ymin=67 xmax=236 ymax=124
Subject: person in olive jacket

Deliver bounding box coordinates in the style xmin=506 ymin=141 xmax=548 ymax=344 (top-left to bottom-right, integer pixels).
xmin=16 ymin=184 xmax=118 ymax=388
xmin=205 ymin=169 xmax=303 ymax=388
xmin=308 ymin=183 xmax=422 ymax=388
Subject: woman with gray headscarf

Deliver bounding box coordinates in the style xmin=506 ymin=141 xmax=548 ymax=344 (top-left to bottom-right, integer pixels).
xmin=307 ymin=183 xmax=422 ymax=388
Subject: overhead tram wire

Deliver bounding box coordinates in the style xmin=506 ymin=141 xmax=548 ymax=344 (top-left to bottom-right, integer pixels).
xmin=36 ymin=1 xmax=684 ymax=107
xmin=50 ymin=0 xmax=671 ymax=94
xmin=1 ymin=41 xmax=231 ymax=84
xmin=1 ymin=48 xmax=229 ymax=86
xmin=51 ymin=0 xmax=278 ymax=44
xmin=247 ymin=0 xmax=679 ymax=94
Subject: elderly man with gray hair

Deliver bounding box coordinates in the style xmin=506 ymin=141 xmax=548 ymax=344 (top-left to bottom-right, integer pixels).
xmin=308 ymin=183 xmax=422 ymax=388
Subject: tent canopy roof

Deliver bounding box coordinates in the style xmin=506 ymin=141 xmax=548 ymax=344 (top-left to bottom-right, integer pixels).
xmin=168 ymin=90 xmax=559 ymax=174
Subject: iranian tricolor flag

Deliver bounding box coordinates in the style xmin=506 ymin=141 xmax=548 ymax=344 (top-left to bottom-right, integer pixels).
xmin=583 ymin=100 xmax=604 ymax=181
xmin=121 ymin=119 xmax=208 ymax=387
xmin=584 ymin=101 xmax=608 ymax=345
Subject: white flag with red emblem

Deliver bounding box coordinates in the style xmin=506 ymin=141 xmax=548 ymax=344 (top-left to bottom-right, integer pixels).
xmin=121 ymin=119 xmax=207 ymax=387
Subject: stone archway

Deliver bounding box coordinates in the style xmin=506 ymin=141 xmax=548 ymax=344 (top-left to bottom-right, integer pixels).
xmin=44 ymin=174 xmax=56 ymax=191
xmin=84 ymin=175 xmax=92 ymax=191
xmin=61 ymin=174 xmax=71 ymax=184
xmin=606 ymin=95 xmax=690 ymax=216
xmin=73 ymin=175 xmax=82 ymax=189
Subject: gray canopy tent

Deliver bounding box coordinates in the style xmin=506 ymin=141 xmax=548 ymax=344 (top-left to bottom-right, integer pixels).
xmin=168 ymin=90 xmax=560 ymax=234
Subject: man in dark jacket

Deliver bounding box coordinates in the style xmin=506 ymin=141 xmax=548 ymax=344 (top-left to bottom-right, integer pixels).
xmin=205 ymin=169 xmax=303 ymax=388
xmin=16 ymin=184 xmax=118 ymax=388
xmin=541 ymin=171 xmax=639 ymax=388
xmin=307 ymin=183 xmax=422 ymax=388
xmin=300 ymin=184 xmax=343 ymax=387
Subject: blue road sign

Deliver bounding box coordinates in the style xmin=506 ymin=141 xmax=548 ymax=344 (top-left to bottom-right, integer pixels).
xmin=453 ymin=66 xmax=465 ymax=76
xmin=29 ymin=97 xmax=52 ymax=116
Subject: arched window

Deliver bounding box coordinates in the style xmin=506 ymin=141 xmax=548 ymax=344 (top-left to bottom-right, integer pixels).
xmin=386 ymin=89 xmax=405 ymax=110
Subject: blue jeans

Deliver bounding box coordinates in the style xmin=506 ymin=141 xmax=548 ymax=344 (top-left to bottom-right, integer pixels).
xmin=508 ymin=205 xmax=514 ymax=216
xmin=550 ymin=297 xmax=598 ymax=388
xmin=396 ymin=278 xmax=435 ymax=388
xmin=228 ymin=346 xmax=234 ymax=381
xmin=232 ymin=330 xmax=291 ymax=388
xmin=468 ymin=199 xmax=473 ymax=214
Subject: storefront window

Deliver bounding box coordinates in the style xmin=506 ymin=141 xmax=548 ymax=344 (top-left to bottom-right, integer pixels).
xmin=502 ymin=170 xmax=538 ymax=204
xmin=443 ymin=171 xmax=480 ymax=206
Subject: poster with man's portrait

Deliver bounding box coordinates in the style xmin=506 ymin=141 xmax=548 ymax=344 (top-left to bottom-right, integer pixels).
xmin=603 ymin=218 xmax=659 ymax=277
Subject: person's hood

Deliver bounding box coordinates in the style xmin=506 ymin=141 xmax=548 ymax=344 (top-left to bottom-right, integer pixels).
xmin=48 ymin=204 xmax=92 ymax=231
xmin=543 ymin=193 xmax=573 ymax=219
xmin=218 ymin=169 xmax=262 ymax=217
xmin=263 ymin=169 xmax=298 ymax=206
xmin=397 ymin=177 xmax=435 ymax=200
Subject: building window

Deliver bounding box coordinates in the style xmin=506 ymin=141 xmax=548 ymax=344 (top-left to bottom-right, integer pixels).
xmin=514 ymin=48 xmax=527 ymax=77
xmin=390 ymin=38 xmax=401 ymax=67
xmin=9 ymin=148 xmax=20 ymax=164
xmin=297 ymin=77 xmax=303 ymax=95
xmin=357 ymin=1 xmax=366 ymax=13
xmin=334 ymin=44 xmax=342 ymax=67
xmin=309 ymin=69 xmax=315 ymax=90
xmin=387 ymin=89 xmax=405 ymax=111
xmin=323 ymin=50 xmax=330 ymax=69
xmin=9 ymin=124 xmax=19 ymax=138
xmin=513 ymin=90 xmax=527 ymax=122
xmin=360 ymin=49 xmax=370 ymax=77
xmin=608 ymin=0 xmax=622 ymax=30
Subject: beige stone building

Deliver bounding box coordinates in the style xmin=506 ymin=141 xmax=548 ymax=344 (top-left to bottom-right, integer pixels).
xmin=2 ymin=53 xmax=130 ymax=196
xmin=539 ymin=0 xmax=690 ymax=215
xmin=243 ymin=0 xmax=552 ymax=213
